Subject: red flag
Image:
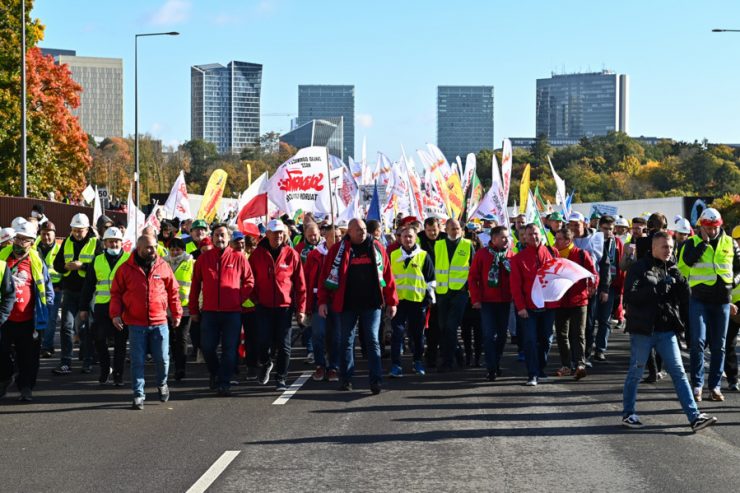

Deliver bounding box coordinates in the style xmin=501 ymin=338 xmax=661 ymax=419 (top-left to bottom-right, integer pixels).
xmin=237 ymin=193 xmax=267 ymax=232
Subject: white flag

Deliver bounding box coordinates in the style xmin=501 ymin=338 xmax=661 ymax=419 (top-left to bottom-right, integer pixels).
xmin=163 ymin=170 xmax=193 ymax=221
xmin=122 ymin=187 xmax=146 ymax=252
xmin=92 ymin=187 xmax=102 ymax=231
xmin=501 ymin=138 xmax=513 ymax=207
xmin=237 ymin=172 xmax=269 ymax=211
xmin=267 ymin=146 xmax=332 ymax=217
xmin=548 ymin=156 xmax=569 ymax=216
xmin=531 ymin=258 xmax=595 ymax=308
xmin=81 ymin=185 xmax=96 ymax=204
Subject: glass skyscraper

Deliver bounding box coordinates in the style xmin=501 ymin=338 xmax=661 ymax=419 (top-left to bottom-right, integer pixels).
xmin=280 ymin=117 xmax=344 ymax=159
xmin=536 ymin=71 xmax=629 ymax=140
xmin=191 ymin=61 xmax=262 ymax=155
xmin=437 ymin=86 xmax=494 ymax=163
xmin=297 ymin=85 xmax=354 ymax=161
xmin=43 ymin=49 xmax=123 ymax=138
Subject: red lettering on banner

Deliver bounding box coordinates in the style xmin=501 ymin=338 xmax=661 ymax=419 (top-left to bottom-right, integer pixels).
xmin=278 ymin=170 xmax=325 ymax=192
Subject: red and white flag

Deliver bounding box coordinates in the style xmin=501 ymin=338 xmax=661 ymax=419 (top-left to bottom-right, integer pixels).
xmin=163 ymin=170 xmax=193 ymax=221
xmin=531 ymin=258 xmax=595 ymax=309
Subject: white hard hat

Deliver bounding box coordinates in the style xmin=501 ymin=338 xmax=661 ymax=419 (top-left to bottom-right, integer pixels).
xmin=0 ymin=227 xmax=15 ymax=244
xmin=615 ymin=216 xmax=629 ymax=228
xmin=671 ymin=217 xmax=691 ymax=235
xmin=70 ymin=213 xmax=91 ymax=229
xmin=14 ymin=220 xmax=38 ymax=239
xmin=102 ymin=227 xmax=123 ymax=241
xmin=11 ymin=216 xmax=28 ymax=230
xmin=699 ymin=207 xmax=723 ymax=226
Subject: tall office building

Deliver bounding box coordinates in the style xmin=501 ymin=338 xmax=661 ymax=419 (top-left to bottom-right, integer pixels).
xmin=437 ymin=86 xmax=495 ymax=163
xmin=42 ymin=48 xmax=123 ymax=138
xmin=536 ymin=71 xmax=629 ymax=140
xmin=191 ymin=61 xmax=262 ymax=155
xmin=297 ymin=85 xmax=354 ymax=161
xmin=280 ymin=117 xmax=344 ymax=159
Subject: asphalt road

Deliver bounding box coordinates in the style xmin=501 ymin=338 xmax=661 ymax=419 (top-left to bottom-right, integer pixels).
xmin=0 ymin=330 xmax=739 ymax=493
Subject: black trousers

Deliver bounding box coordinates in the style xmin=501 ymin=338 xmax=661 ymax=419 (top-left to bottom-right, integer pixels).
xmin=243 ymin=311 xmax=258 ymax=368
xmin=461 ymin=302 xmax=482 ymax=363
xmin=425 ymin=303 xmax=441 ymax=367
xmin=0 ymin=319 xmax=40 ymax=390
xmin=93 ymin=304 xmax=128 ymax=378
xmin=169 ymin=315 xmax=191 ymax=374
xmin=726 ymin=319 xmax=739 ymax=385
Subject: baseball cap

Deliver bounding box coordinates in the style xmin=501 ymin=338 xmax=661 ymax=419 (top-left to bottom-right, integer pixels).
xmin=266 ymin=219 xmax=286 ymax=232
xmin=568 ymin=212 xmax=585 ymax=223
xmin=231 ymin=231 xmax=245 ymax=241
xmin=547 ymin=212 xmax=564 ymax=222
xmin=191 ymin=219 xmax=208 ymax=230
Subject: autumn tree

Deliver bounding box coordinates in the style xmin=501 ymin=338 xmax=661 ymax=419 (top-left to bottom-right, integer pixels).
xmin=0 ymin=1 xmax=91 ymax=198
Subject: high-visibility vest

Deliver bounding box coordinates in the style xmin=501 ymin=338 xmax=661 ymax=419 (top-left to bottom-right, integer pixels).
xmin=62 ymin=237 xmax=98 ymax=278
xmin=391 ymin=248 xmax=428 ymax=302
xmin=93 ymin=252 xmax=130 ymax=304
xmin=732 ymin=283 xmax=740 ymax=304
xmin=434 ymin=238 xmax=472 ymax=294
xmin=0 ymin=246 xmax=48 ymax=309
xmin=43 ymin=243 xmax=62 ymax=284
xmin=0 ymin=259 xmax=5 ymax=283
xmin=676 ymin=242 xmax=690 ymax=278
xmin=173 ymin=258 xmax=195 ymax=308
xmin=683 ymin=234 xmax=734 ymax=287
xmin=184 ymin=238 xmax=198 ymax=254
xmin=156 ymin=243 xmax=168 ymax=258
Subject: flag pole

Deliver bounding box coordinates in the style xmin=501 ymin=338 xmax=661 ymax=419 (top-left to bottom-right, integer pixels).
xmin=325 ymin=147 xmax=335 ymax=224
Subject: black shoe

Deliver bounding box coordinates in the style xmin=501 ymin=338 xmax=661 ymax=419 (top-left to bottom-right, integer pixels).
xmin=594 ymin=352 xmax=607 ymax=362
xmin=275 ymin=380 xmax=287 ymax=391
xmin=99 ymin=367 xmax=112 ymax=384
xmin=113 ymin=373 xmax=124 ymax=386
xmin=642 ymin=374 xmax=657 ymax=384
xmin=209 ymin=375 xmax=218 ymax=390
xmin=40 ymin=349 xmax=53 ymax=358
xmin=217 ymin=387 xmax=232 ymax=397
xmin=338 ymin=381 xmax=352 ymax=391
xmin=0 ymin=378 xmax=11 ymax=398
xmin=370 ymin=383 xmax=381 ymax=395
xmin=486 ymin=371 xmax=497 ymax=382
xmin=174 ymin=370 xmax=185 ymax=382
xmin=81 ymin=363 xmax=93 ymax=374
xmin=17 ymin=388 xmax=32 ymax=402
xmin=473 ymin=357 xmax=481 ymax=368
xmin=52 ymin=364 xmax=72 ymax=375
xmin=691 ymin=413 xmax=717 ymax=432
xmin=496 ymin=367 xmax=503 ymax=377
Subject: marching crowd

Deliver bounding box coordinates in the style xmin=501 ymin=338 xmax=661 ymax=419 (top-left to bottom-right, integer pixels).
xmin=0 ymin=203 xmax=737 ymax=432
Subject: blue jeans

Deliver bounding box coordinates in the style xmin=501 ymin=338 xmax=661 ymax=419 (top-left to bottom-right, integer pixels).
xmin=595 ymin=287 xmax=616 ymax=353
xmin=689 ymin=298 xmax=730 ymax=390
xmin=312 ymin=309 xmax=339 ymax=370
xmin=201 ymin=311 xmax=242 ymax=389
xmin=437 ymin=290 xmax=469 ymax=368
xmin=59 ymin=290 xmax=81 ymax=366
xmin=255 ymin=306 xmax=292 ymax=381
xmin=336 ymin=308 xmax=382 ymax=385
xmin=41 ymin=287 xmax=62 ymax=351
xmin=623 ymin=331 xmax=700 ymax=423
xmin=523 ymin=309 xmax=555 ymax=379
xmin=302 ymin=324 xmax=313 ymax=354
xmin=391 ymin=300 xmax=427 ymax=366
xmin=129 ymin=324 xmax=169 ymax=398
xmin=480 ymin=302 xmax=511 ymax=372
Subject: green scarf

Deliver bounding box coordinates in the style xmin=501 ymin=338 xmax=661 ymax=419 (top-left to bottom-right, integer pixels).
xmin=487 ymin=246 xmax=510 ymax=288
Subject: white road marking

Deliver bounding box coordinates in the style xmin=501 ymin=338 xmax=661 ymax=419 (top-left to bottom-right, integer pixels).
xmin=186 ymin=450 xmax=241 ymax=493
xmin=272 ymin=372 xmax=312 ymax=405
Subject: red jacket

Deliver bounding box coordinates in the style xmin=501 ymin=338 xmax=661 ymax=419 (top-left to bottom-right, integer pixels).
xmin=468 ymin=247 xmax=513 ymax=304
xmin=559 ymin=246 xmax=599 ymax=308
xmin=189 ymin=246 xmax=254 ymax=315
xmin=305 ymin=244 xmax=329 ymax=311
xmin=510 ymin=244 xmax=559 ymax=311
xmin=317 ymin=237 xmax=398 ymax=312
xmin=249 ymin=239 xmax=307 ymax=312
xmin=110 ymin=255 xmax=182 ymax=327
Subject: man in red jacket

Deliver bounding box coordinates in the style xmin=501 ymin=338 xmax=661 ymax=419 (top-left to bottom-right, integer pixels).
xmin=318 ymin=219 xmax=398 ymax=395
xmin=469 ymin=225 xmax=513 ymax=381
xmin=553 ymin=228 xmax=598 ymax=380
xmin=249 ymin=220 xmax=306 ymax=391
xmin=110 ymin=235 xmax=182 ymax=410
xmin=305 ymin=225 xmax=343 ymax=382
xmin=510 ymin=223 xmax=558 ymax=386
xmin=189 ymin=224 xmax=255 ymax=396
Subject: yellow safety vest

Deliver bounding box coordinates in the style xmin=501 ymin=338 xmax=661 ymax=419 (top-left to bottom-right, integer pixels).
xmin=391 ymin=248 xmax=428 ymax=302
xmin=62 ymin=237 xmax=98 ymax=278
xmin=434 ymin=238 xmax=472 ymax=294
xmin=732 ymin=283 xmax=740 ymax=304
xmin=43 ymin=243 xmax=62 ymax=284
xmin=184 ymin=238 xmax=198 ymax=254
xmin=93 ymin=252 xmax=130 ymax=304
xmin=173 ymin=258 xmax=195 ymax=308
xmin=0 ymin=246 xmax=48 ymax=308
xmin=683 ymin=234 xmax=734 ymax=287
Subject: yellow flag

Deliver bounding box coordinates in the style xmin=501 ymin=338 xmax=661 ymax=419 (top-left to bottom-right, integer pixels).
xmin=445 ymin=173 xmax=465 ymax=220
xmin=246 ymin=162 xmax=252 ymax=188
xmin=519 ymin=164 xmax=530 ymax=214
xmin=197 ymin=169 xmax=228 ymax=223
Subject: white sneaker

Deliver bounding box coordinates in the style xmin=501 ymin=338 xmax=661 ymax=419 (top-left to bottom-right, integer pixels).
xmin=526 ymin=377 xmax=538 ymax=386
xmin=196 ymin=350 xmax=205 ymax=364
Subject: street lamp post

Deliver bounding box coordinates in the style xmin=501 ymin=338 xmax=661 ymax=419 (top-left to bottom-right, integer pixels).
xmin=21 ymin=0 xmax=27 ymax=197
xmin=134 ymin=31 xmax=179 ymax=230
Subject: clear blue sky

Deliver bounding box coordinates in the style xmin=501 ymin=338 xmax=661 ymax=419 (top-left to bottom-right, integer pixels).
xmin=34 ymin=0 xmax=740 ymax=159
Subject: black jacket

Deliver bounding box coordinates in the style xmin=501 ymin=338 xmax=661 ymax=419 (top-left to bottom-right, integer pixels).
xmin=0 ymin=265 xmax=16 ymax=326
xmin=680 ymin=230 xmax=740 ymax=304
xmin=624 ymin=256 xmax=689 ymax=336
xmin=418 ymin=231 xmax=447 ymax=263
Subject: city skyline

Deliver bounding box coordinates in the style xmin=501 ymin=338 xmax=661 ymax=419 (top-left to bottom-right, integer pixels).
xmin=34 ymin=0 xmax=740 ymax=158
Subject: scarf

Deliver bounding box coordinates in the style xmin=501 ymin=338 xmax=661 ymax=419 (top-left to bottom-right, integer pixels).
xmin=400 ymin=244 xmax=422 ymax=262
xmin=325 ymin=238 xmax=385 ymax=290
xmin=487 ymin=246 xmax=510 ymax=288
xmin=300 ymin=242 xmax=317 ymax=263
xmin=558 ymin=242 xmax=574 ymax=259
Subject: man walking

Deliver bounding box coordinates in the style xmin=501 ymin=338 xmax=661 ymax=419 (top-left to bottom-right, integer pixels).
xmin=37 ymin=221 xmax=62 ymax=358
xmin=622 ymin=232 xmax=717 ymax=432
xmin=110 ymin=234 xmax=181 ymax=410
